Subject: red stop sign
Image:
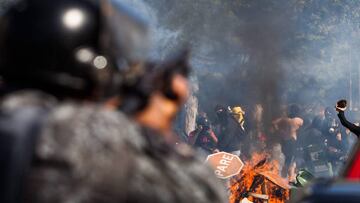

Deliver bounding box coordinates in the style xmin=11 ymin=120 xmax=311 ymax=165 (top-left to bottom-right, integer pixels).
xmin=205 ymin=152 xmax=244 ymax=179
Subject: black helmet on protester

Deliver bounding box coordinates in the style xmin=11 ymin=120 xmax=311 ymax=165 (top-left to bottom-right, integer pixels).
xmin=196 ymin=114 xmax=211 ymax=130
xmin=0 ymin=0 xmax=148 ymax=99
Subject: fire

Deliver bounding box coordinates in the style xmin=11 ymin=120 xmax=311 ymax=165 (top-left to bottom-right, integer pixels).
xmin=229 ymin=153 xmax=290 ymax=203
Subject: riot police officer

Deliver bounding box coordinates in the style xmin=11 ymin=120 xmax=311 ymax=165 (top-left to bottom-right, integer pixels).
xmin=0 ymin=0 xmax=148 ymax=202
xmin=115 ymin=51 xmax=227 ymax=203
xmin=0 ymin=0 xmax=226 ymax=202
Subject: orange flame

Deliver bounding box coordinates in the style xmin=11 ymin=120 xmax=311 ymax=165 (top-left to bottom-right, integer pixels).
xmin=229 ymin=152 xmax=290 ymax=203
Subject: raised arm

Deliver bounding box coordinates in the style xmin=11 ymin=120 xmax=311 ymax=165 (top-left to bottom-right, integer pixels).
xmin=337 ymin=111 xmax=360 ymax=137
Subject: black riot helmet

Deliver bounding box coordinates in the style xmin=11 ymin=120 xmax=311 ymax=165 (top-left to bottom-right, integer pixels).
xmin=0 ymin=0 xmax=148 ymax=99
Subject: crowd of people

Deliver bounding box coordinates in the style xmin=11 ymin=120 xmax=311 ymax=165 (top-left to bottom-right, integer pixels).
xmin=186 ymin=102 xmax=359 ymax=181
xmin=0 ymin=0 xmax=359 ymax=203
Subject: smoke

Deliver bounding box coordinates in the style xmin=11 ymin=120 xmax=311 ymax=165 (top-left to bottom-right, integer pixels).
xmin=118 ymin=0 xmax=360 ymax=122
xmin=233 ymin=1 xmax=295 ymax=130
xmin=115 ymin=0 xmax=182 ymax=60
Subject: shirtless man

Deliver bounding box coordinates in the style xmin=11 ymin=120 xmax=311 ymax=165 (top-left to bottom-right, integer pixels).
xmin=273 ymin=104 xmax=303 ymax=181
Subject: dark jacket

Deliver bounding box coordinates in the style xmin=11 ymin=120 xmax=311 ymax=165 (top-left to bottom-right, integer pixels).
xmin=337 ymin=111 xmax=360 ymax=138
xmin=215 ymin=113 xmax=245 ymax=152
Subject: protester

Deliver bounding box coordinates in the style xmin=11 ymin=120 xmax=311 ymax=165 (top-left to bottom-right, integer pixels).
xmin=336 ymin=99 xmax=360 ymax=137
xmin=214 ymin=105 xmax=245 ymax=156
xmin=229 ymin=106 xmax=246 ymax=131
xmin=297 ymin=116 xmax=331 ymax=177
xmin=189 ymin=113 xmax=219 ymax=156
xmin=311 ymin=106 xmax=346 ymax=173
xmin=272 ymin=104 xmax=303 ymax=180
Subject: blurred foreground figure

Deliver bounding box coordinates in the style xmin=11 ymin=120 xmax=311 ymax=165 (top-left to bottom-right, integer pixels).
xmin=0 ymin=0 xmax=148 ymax=202
xmin=0 ymin=0 xmax=226 ymax=202
xmin=336 ymin=99 xmax=360 ymax=137
xmin=116 ymin=52 xmax=227 ymax=203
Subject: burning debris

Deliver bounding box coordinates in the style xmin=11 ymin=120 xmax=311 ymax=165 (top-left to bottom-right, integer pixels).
xmin=229 ymin=153 xmax=290 ymax=203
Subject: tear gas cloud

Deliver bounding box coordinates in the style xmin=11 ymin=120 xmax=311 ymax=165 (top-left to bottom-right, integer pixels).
xmin=116 ymin=0 xmax=360 ymax=124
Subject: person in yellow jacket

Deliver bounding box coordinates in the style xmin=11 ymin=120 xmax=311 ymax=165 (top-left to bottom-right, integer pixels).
xmin=229 ymin=106 xmax=246 ymax=131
